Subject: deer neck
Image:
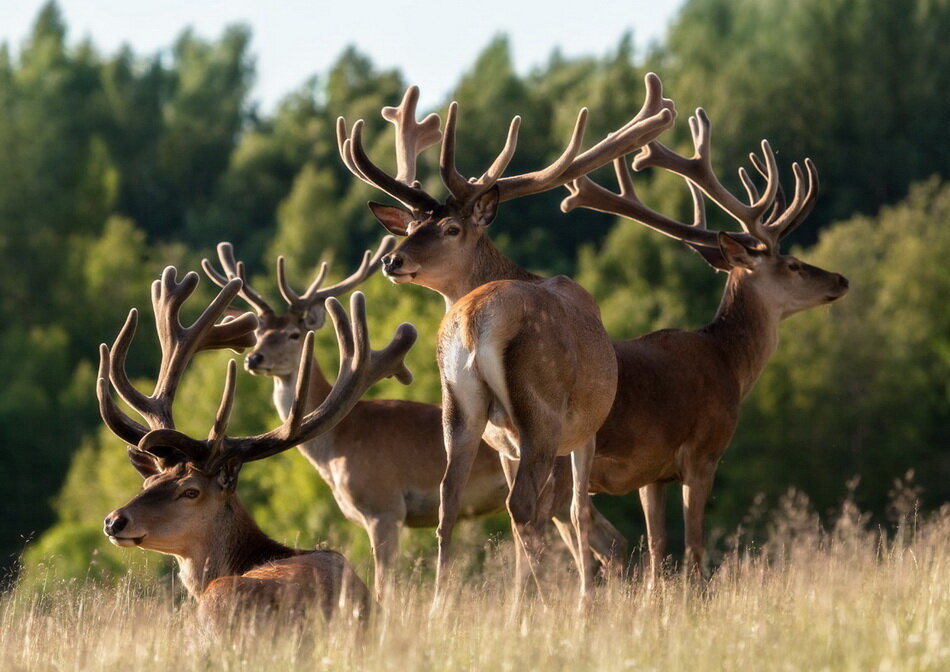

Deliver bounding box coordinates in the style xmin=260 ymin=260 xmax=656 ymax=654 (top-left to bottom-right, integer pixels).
xmin=435 ymin=236 xmax=539 ymax=309
xmin=702 ymin=272 xmax=783 ymax=399
xmin=272 ymin=356 xmax=333 ymax=421
xmin=271 ymin=355 xmax=337 ymax=471
xmin=177 ymin=496 xmax=296 ymax=598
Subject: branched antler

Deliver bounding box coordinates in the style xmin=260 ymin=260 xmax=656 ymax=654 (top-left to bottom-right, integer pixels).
xmin=203 ymin=237 xmax=396 ymax=318
xmin=337 ymin=73 xmax=676 ymax=212
xmin=561 ymin=106 xmax=821 ymax=264
xmin=98 ymin=271 xmax=417 ymax=477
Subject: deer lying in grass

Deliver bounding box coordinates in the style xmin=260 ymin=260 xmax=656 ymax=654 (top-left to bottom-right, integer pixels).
xmin=202 ymin=239 xmax=510 ymax=602
xmin=337 ymin=79 xmax=673 ymax=601
xmin=99 ymin=267 xmax=416 ymax=624
xmin=560 ymin=109 xmax=849 ymax=581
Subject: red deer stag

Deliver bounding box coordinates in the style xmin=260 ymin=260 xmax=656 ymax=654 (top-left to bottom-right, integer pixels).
xmin=202 ymin=239 xmax=511 ymax=602
xmin=99 ymin=267 xmax=416 ymax=623
xmin=560 ymin=108 xmax=850 ymax=582
xmin=337 ymin=80 xmax=674 ymax=601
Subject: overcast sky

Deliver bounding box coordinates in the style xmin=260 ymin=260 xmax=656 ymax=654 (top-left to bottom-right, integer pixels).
xmin=3 ymin=0 xmax=685 ymax=110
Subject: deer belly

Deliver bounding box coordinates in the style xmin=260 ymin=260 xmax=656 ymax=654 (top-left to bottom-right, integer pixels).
xmin=404 ymin=489 xmax=441 ymax=526
xmin=459 ymin=469 xmax=508 ymax=517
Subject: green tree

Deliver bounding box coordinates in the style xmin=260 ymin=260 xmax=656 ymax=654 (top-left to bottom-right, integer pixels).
xmin=659 ymin=0 xmax=950 ymax=240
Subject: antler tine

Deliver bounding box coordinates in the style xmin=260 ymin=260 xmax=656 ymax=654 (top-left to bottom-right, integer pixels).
xmin=495 ymin=72 xmax=675 ymax=203
xmin=207 ymin=359 xmax=238 ymax=457
xmin=687 ymin=181 xmax=708 ymax=231
xmin=221 ymin=292 xmax=417 ymax=463
xmin=108 ymin=308 xmax=154 ymax=423
xmin=343 ymin=118 xmax=441 ymax=212
xmin=202 ymin=242 xmax=275 ymax=315
xmin=336 ymin=117 xmax=373 ymax=187
xmin=276 ymin=256 xmax=329 ymax=311
xmin=381 ymin=85 xmax=443 ymax=184
xmin=439 ymin=101 xmax=475 ymax=202
xmin=97 ymin=342 xmax=149 ymax=445
xmin=773 ymin=158 xmax=819 ymax=241
xmin=748 ymin=151 xmax=787 ymax=225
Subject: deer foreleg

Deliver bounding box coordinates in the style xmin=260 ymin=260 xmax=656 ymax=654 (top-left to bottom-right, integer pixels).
xmin=366 ymin=516 xmax=400 ymax=605
xmin=682 ymin=473 xmax=713 ymax=580
xmin=639 ymin=482 xmax=668 ymax=588
xmin=436 ymin=386 xmax=488 ymax=602
xmin=570 ymin=438 xmax=596 ymax=601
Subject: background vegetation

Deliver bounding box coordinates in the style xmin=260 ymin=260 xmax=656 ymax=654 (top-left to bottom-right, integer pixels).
xmin=1 ymin=0 xmax=948 ymax=583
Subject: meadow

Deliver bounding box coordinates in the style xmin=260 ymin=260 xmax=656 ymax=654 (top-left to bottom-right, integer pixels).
xmin=3 ymin=490 xmax=947 ymax=672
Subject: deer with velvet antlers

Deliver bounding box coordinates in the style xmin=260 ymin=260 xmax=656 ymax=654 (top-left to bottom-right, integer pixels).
xmin=560 ymin=108 xmax=849 ymax=582
xmin=99 ymin=267 xmax=416 ymax=623
xmin=202 ymin=238 xmax=510 ymax=602
xmin=337 ymin=78 xmax=675 ymax=601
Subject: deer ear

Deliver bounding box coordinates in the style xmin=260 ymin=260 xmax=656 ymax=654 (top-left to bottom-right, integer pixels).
xmin=127 ymin=446 xmax=162 ymax=479
xmin=685 ymin=242 xmax=732 ymax=272
xmin=368 ymin=202 xmax=414 ymax=236
xmin=717 ymin=232 xmax=763 ymax=270
xmin=302 ymin=304 xmax=326 ymax=331
xmin=216 ymin=459 xmax=242 ymax=491
xmin=471 ymin=186 xmax=499 ymax=228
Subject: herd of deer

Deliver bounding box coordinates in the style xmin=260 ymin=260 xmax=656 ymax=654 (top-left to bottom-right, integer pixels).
xmin=98 ymin=74 xmax=849 ymax=626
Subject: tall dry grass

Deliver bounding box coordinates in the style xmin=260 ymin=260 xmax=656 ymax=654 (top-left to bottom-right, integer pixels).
xmin=2 ymin=490 xmax=948 ymax=672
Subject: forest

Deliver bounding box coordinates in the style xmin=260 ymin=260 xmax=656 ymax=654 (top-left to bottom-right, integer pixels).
xmin=1 ymin=0 xmax=948 ymax=583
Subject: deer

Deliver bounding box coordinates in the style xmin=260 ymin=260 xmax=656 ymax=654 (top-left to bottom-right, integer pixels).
xmin=99 ymin=266 xmax=417 ymax=625
xmin=201 ymin=238 xmax=511 ymax=603
xmin=336 ymin=78 xmax=675 ymax=602
xmin=559 ymin=107 xmax=850 ymax=583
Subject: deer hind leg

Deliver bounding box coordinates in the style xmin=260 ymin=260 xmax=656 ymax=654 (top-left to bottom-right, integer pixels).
xmin=436 ymin=382 xmax=490 ymax=602
xmin=499 ymin=455 xmax=531 ymax=594
xmin=366 ymin=516 xmax=401 ymax=605
xmin=639 ymin=482 xmax=668 ymax=588
xmin=506 ymin=434 xmax=558 ymax=604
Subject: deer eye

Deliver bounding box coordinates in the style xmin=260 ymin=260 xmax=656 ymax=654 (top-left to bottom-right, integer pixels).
xmin=180 ymin=488 xmax=200 ymax=499
xmin=288 ymin=332 xmax=301 ymax=340
xmin=445 ymin=226 xmax=461 ymax=237
xmin=788 ymin=262 xmax=802 ymax=272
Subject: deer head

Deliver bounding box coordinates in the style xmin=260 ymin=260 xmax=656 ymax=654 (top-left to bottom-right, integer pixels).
xmin=336 ymin=78 xmax=676 ymax=297
xmin=561 ymin=108 xmax=849 ymax=318
xmin=201 ymin=238 xmax=395 ymax=378
xmin=99 ymin=268 xmax=417 ymax=553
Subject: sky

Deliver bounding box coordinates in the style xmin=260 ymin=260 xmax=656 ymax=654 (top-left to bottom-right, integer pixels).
xmin=2 ymin=0 xmax=685 ymax=111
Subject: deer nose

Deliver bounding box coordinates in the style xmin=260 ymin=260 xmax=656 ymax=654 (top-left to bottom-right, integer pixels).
xmin=245 ymin=352 xmax=264 ymax=370
xmin=837 ymin=274 xmax=850 ymax=290
xmin=382 ymin=253 xmax=402 ymax=273
xmin=104 ymin=512 xmax=128 ymax=537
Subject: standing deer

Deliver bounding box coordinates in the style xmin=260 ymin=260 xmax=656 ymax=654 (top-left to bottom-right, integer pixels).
xmin=560 ymin=108 xmax=850 ymax=581
xmin=336 ymin=79 xmax=674 ymax=601
xmin=99 ymin=267 xmax=416 ymax=623
xmin=202 ymin=239 xmax=508 ymax=603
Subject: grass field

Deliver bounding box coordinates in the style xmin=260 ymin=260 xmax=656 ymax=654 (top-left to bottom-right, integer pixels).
xmin=2 ymin=493 xmax=948 ymax=672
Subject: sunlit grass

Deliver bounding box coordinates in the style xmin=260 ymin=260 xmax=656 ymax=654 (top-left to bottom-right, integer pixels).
xmin=3 ymin=496 xmax=948 ymax=672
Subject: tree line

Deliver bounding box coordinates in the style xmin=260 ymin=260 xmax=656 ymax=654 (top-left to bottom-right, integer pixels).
xmin=2 ymin=0 xmax=948 ymax=581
